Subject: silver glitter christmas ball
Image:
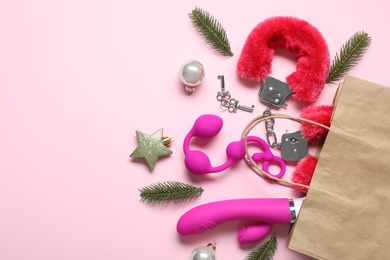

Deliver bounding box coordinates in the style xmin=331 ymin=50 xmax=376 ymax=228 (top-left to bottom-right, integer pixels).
xmin=179 ymin=60 xmax=205 ymax=92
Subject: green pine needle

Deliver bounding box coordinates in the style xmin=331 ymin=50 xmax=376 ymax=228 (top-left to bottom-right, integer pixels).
xmin=189 ymin=6 xmax=233 ymax=57
xmin=327 ymin=31 xmax=371 ymax=84
xmin=244 ymin=236 xmax=278 ymax=260
xmin=139 ymin=181 xmax=203 ymax=204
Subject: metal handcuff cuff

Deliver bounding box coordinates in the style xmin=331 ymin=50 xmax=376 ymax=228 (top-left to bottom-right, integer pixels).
xmin=259 ymin=77 xmax=309 ymax=162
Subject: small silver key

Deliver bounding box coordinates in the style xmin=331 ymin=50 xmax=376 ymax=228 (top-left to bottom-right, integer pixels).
xmin=217 ymin=75 xmax=231 ymax=101
xmin=227 ymin=99 xmax=254 ymax=113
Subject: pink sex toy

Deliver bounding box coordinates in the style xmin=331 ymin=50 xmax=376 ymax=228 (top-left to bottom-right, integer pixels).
xmin=183 ymin=114 xmax=286 ymax=177
xmin=177 ymin=197 xmax=304 ymax=244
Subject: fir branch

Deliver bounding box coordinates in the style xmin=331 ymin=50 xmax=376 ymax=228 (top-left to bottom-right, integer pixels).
xmin=244 ymin=236 xmax=278 ymax=260
xmin=327 ymin=31 xmax=371 ymax=84
xmin=139 ymin=181 xmax=203 ymax=204
xmin=189 ymin=6 xmax=233 ymax=57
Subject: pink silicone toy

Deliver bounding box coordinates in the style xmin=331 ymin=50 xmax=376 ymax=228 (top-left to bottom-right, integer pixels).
xmin=183 ymin=114 xmax=286 ymax=177
xmin=177 ymin=198 xmax=302 ymax=244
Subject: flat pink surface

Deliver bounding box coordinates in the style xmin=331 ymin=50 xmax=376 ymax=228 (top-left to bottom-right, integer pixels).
xmin=1 ymin=1 xmax=389 ymax=259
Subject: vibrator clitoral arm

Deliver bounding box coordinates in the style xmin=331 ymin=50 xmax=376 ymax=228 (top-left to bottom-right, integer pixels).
xmin=177 ymin=197 xmax=305 ymax=244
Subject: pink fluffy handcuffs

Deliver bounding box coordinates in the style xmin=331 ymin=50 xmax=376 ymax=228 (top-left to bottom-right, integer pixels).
xmin=237 ymin=16 xmax=330 ymax=103
xmin=237 ymin=16 xmax=333 ymax=191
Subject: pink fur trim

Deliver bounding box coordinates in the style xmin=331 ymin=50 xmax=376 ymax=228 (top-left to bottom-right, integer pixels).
xmin=301 ymin=105 xmax=334 ymax=141
xmin=237 ymin=16 xmax=330 ymax=103
xmin=292 ymin=154 xmax=318 ymax=193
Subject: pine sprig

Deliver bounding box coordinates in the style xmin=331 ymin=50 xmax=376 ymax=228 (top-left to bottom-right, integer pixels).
xmin=189 ymin=6 xmax=233 ymax=57
xmin=139 ymin=181 xmax=204 ymax=204
xmin=244 ymin=236 xmax=278 ymax=260
xmin=327 ymin=31 xmax=371 ymax=84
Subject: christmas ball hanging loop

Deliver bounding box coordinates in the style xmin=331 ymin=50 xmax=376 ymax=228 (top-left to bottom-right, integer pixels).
xmin=180 ymin=60 xmax=205 ymax=93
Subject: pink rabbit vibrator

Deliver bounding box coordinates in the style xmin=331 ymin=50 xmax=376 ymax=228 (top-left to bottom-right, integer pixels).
xmin=177 ymin=197 xmax=304 ymax=244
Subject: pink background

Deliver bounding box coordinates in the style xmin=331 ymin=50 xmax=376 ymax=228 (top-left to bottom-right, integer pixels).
xmin=1 ymin=1 xmax=389 ymax=259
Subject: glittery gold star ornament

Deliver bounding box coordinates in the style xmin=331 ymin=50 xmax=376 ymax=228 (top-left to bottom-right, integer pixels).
xmin=130 ymin=128 xmax=173 ymax=171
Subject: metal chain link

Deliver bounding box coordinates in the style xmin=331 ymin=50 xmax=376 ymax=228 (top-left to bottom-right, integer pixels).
xmin=263 ymin=104 xmax=281 ymax=148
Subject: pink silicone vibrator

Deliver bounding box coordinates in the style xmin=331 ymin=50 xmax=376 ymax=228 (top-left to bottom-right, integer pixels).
xmin=177 ymin=197 xmax=304 ymax=244
xmin=183 ymin=114 xmax=286 ymax=177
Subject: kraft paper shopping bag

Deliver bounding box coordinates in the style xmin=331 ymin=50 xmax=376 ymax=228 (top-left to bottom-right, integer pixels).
xmin=288 ymin=76 xmax=390 ymax=259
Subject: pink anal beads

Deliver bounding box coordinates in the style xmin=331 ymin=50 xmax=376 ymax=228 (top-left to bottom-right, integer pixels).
xmin=183 ymin=114 xmax=240 ymax=174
